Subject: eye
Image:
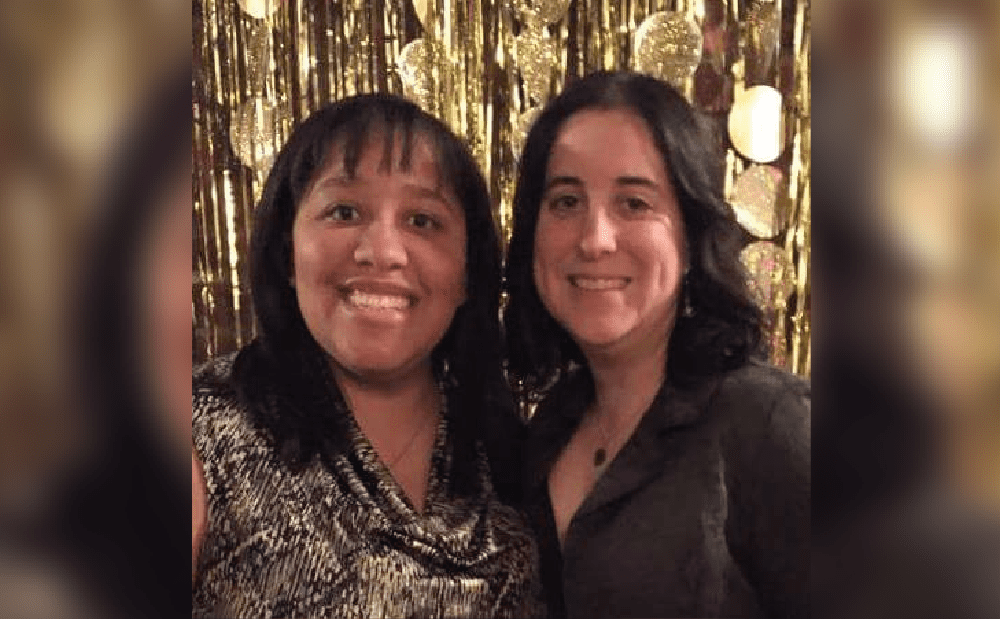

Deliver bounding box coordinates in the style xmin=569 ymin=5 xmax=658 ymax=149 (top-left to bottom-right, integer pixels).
xmin=548 ymin=194 xmax=581 ymax=213
xmin=408 ymin=212 xmax=440 ymax=230
xmin=623 ymin=197 xmax=652 ymax=213
xmin=322 ymin=203 xmax=360 ymax=222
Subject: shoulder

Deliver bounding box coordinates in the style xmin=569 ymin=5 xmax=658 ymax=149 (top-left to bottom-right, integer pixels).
xmin=193 ymin=352 xmax=241 ymax=435
xmin=192 ymin=351 xmax=272 ymax=482
xmin=711 ymin=360 xmax=810 ymax=468
xmin=713 ymin=359 xmax=810 ymax=408
xmin=712 ymin=360 xmax=809 ymax=432
xmin=194 ymin=350 xmax=238 ymax=386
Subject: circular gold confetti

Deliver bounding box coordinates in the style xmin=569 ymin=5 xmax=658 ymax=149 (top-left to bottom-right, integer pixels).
xmin=740 ymin=241 xmax=795 ymax=312
xmin=229 ymin=96 xmax=292 ymax=176
xmin=514 ymin=0 xmax=573 ymax=25
xmin=237 ymin=0 xmax=280 ymax=19
xmin=513 ymin=107 xmax=541 ymax=158
xmin=633 ymin=12 xmax=703 ymax=90
xmin=397 ymin=39 xmax=434 ymax=110
xmin=731 ymin=165 xmax=784 ymax=238
xmin=728 ymin=85 xmax=786 ymax=163
xmin=515 ymin=30 xmax=558 ymax=104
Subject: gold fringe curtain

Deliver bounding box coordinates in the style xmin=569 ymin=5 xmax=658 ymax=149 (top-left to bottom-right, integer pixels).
xmin=193 ymin=0 xmax=811 ymax=376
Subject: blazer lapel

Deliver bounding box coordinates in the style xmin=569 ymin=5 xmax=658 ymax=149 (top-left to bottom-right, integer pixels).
xmin=575 ymin=377 xmax=719 ymax=517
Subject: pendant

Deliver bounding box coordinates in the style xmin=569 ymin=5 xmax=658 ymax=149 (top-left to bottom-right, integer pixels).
xmin=594 ymin=448 xmax=606 ymax=467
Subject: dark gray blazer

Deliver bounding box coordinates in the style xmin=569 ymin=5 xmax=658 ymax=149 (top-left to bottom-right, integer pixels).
xmin=523 ymin=361 xmax=810 ymax=619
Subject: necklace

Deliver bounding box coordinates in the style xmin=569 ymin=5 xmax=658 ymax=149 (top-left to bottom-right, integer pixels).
xmin=384 ymin=400 xmax=440 ymax=469
xmin=593 ymin=447 xmax=608 ymax=467
xmin=386 ymin=410 xmax=437 ymax=469
xmin=591 ymin=406 xmax=645 ymax=468
xmin=593 ymin=416 xmax=611 ymax=467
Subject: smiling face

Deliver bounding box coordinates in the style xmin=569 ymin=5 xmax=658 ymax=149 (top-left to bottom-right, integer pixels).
xmin=532 ymin=108 xmax=687 ymax=361
xmin=291 ymin=133 xmax=467 ymax=385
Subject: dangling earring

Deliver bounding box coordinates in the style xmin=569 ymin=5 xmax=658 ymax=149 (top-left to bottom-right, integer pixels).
xmin=682 ymin=270 xmax=695 ymax=318
xmin=438 ymin=358 xmax=457 ymax=389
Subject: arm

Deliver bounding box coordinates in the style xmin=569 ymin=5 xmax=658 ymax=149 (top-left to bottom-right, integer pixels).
xmin=192 ymin=450 xmax=207 ymax=584
xmin=723 ymin=378 xmax=811 ymax=619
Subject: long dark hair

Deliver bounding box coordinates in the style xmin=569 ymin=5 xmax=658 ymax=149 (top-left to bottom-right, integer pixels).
xmin=504 ymin=71 xmax=764 ymax=398
xmin=226 ymin=94 xmax=521 ymax=501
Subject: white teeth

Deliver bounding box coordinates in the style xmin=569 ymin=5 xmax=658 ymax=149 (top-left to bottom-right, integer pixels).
xmin=572 ymin=277 xmax=627 ymax=290
xmin=348 ymin=291 xmax=410 ymax=310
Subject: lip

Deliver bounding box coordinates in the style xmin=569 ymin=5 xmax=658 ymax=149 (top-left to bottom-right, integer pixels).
xmin=568 ymin=275 xmax=631 ymax=290
xmin=339 ymin=278 xmax=417 ymax=297
xmin=337 ymin=278 xmax=419 ymax=311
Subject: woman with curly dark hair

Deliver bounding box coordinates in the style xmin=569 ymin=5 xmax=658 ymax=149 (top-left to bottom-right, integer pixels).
xmin=191 ymin=94 xmax=544 ymax=618
xmin=505 ymin=71 xmax=810 ymax=619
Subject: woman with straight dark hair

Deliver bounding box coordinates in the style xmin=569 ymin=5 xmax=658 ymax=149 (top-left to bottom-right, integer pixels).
xmin=505 ymin=71 xmax=810 ymax=618
xmin=191 ymin=94 xmax=544 ymax=618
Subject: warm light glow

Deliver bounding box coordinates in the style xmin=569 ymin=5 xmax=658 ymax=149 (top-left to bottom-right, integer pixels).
xmin=891 ymin=20 xmax=978 ymax=150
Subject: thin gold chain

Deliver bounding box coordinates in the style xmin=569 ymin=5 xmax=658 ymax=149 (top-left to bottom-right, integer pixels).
xmin=384 ymin=397 xmax=440 ymax=470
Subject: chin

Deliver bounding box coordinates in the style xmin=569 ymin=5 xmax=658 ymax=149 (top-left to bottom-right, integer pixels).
xmin=341 ymin=354 xmax=406 ymax=375
xmin=335 ymin=347 xmax=429 ymax=382
xmin=567 ymin=322 xmax=632 ymax=350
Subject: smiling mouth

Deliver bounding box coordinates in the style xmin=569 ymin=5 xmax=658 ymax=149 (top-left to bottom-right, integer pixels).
xmin=569 ymin=276 xmax=631 ymax=290
xmin=345 ymin=290 xmax=413 ymax=310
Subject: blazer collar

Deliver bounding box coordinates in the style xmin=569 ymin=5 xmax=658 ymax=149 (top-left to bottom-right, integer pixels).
xmin=524 ymin=371 xmax=720 ymax=512
xmin=574 ymin=376 xmax=720 ymax=516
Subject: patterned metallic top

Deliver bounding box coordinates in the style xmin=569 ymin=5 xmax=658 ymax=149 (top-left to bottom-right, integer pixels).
xmin=192 ymin=355 xmax=545 ymax=618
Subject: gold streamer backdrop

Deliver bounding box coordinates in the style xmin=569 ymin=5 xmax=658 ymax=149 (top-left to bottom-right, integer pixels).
xmin=193 ymin=0 xmax=811 ymax=376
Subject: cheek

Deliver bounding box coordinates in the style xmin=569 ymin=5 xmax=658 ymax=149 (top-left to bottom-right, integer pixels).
xmin=291 ymin=225 xmax=350 ymax=286
xmin=645 ymin=230 xmax=686 ymax=293
xmin=422 ymin=240 xmax=467 ymax=304
xmin=531 ymin=241 xmax=551 ymax=298
xmin=442 ymin=262 xmax=467 ymax=305
xmin=291 ymin=232 xmax=320 ymax=280
xmin=532 ymin=219 xmax=561 ymax=285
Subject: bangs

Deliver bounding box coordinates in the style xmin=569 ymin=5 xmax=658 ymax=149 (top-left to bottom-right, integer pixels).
xmin=292 ymin=105 xmax=452 ymax=204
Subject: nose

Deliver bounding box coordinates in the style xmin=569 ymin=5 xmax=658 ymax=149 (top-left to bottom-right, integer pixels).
xmin=353 ymin=216 xmax=407 ymax=269
xmin=577 ymin=204 xmax=617 ymax=259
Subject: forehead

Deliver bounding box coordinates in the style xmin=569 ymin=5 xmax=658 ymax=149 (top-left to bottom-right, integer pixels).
xmin=322 ymin=129 xmax=443 ymax=182
xmin=301 ymin=128 xmax=465 ymax=217
xmin=548 ymin=109 xmax=668 ymax=180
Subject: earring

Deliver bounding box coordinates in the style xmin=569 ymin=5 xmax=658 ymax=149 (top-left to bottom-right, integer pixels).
xmin=438 ymin=358 xmax=457 ymax=389
xmin=682 ymin=271 xmax=695 ymax=318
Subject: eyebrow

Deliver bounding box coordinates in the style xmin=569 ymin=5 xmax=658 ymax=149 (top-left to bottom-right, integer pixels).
xmin=308 ymin=175 xmax=459 ymax=213
xmin=543 ymin=174 xmax=661 ymax=192
xmin=404 ymin=183 xmax=460 ymax=213
xmin=615 ymin=175 xmax=659 ymax=189
xmin=544 ymin=175 xmax=584 ymax=192
xmin=308 ymin=174 xmax=355 ymax=193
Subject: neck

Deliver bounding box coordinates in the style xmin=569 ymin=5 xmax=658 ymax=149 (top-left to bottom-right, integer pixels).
xmin=584 ymin=338 xmax=668 ymax=429
xmin=332 ymin=362 xmax=441 ymax=435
